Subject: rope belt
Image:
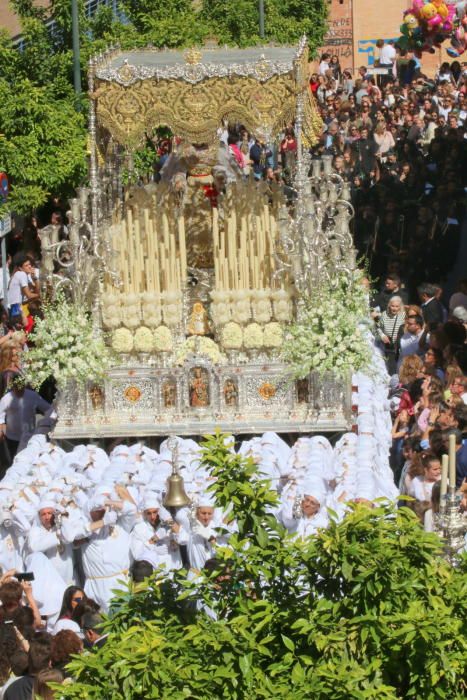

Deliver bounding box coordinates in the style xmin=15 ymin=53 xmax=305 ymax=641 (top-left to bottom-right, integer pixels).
xmin=86 ymin=569 xmax=128 ymax=581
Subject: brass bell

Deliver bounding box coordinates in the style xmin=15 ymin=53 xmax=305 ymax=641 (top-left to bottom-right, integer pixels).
xmin=163 ymin=436 xmax=191 ymax=510
xmin=163 ymin=471 xmax=191 ymax=509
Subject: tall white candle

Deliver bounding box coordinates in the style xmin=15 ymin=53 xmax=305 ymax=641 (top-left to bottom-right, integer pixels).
xmin=448 ymin=433 xmax=456 ymax=490
xmin=440 ymin=454 xmax=448 ymax=497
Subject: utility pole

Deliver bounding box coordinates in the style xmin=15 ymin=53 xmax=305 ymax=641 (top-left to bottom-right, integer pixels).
xmin=259 ymin=0 xmax=265 ymax=39
xmin=71 ymin=0 xmax=81 ymax=96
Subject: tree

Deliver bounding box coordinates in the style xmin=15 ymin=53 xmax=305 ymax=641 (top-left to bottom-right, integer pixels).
xmin=200 ymin=0 xmax=328 ymax=52
xmin=58 ymin=433 xmax=466 ymax=699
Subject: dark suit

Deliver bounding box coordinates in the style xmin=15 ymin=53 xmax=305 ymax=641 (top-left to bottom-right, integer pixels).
xmin=421 ymin=298 xmax=444 ymax=330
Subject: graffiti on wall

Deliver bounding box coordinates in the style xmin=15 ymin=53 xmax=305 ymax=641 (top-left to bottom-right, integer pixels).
xmin=357 ymin=38 xmax=399 ymax=66
xmin=321 ymin=16 xmax=353 ymax=60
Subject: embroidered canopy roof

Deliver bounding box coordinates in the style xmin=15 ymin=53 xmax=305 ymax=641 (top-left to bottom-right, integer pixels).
xmin=90 ymin=38 xmax=322 ymax=148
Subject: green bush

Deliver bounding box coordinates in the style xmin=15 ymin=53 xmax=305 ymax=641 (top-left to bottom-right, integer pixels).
xmin=59 ymin=433 xmax=467 ymax=699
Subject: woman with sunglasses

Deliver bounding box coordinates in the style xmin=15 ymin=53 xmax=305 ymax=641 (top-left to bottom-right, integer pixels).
xmin=57 ymin=586 xmax=87 ymax=622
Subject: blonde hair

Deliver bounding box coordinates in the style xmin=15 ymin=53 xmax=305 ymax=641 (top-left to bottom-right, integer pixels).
xmin=445 ymin=364 xmax=462 ymax=386
xmin=398 ymin=354 xmax=423 ymax=385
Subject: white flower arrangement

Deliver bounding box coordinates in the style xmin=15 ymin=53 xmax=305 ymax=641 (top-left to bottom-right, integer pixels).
xmin=101 ymin=293 xmax=122 ymax=329
xmin=121 ymin=293 xmax=141 ymax=329
xmin=153 ymin=325 xmax=173 ymax=352
xmin=263 ymin=322 xmax=284 ymax=348
xmin=251 ymin=289 xmax=272 ymax=323
xmin=211 ymin=302 xmax=231 ymax=326
xmin=243 ymin=322 xmax=264 ymax=349
xmin=111 ymin=327 xmax=134 ymax=353
xmin=134 ymin=326 xmax=154 ymax=352
xmin=140 ymin=292 xmax=161 ymax=329
xmin=176 ymin=336 xmax=226 ymax=365
xmin=282 ymin=270 xmax=371 ymax=379
xmin=161 ymin=292 xmax=182 ymax=328
xmin=221 ymin=322 xmax=243 ymax=349
xmin=22 ymin=295 xmax=111 ymax=390
xmin=272 ymin=288 xmax=293 ymax=322
xmin=210 ymin=290 xmax=230 ymax=304
xmin=230 ymin=290 xmax=251 ymax=324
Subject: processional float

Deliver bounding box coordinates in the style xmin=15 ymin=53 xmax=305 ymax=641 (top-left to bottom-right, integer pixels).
xmin=42 ymin=38 xmax=358 ymax=438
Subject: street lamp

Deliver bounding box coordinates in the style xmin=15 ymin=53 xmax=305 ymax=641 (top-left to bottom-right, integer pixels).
xmin=71 ymin=0 xmax=81 ymax=96
xmin=259 ymin=0 xmax=265 ymax=39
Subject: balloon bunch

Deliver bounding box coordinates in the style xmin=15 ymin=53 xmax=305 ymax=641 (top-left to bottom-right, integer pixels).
xmin=447 ymin=1 xmax=467 ymax=56
xmin=397 ymin=0 xmax=466 ymax=56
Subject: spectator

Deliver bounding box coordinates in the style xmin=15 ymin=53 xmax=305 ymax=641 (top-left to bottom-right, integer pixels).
xmin=3 ymin=632 xmax=52 ymax=700
xmin=374 ymin=273 xmax=408 ymax=311
xmin=408 ymin=451 xmax=441 ymax=509
xmin=0 ymin=377 xmax=51 ymax=463
xmin=449 ymin=279 xmax=467 ymax=313
xmin=397 ymin=313 xmax=424 ymax=368
xmin=50 ymin=630 xmax=82 ymax=675
xmin=319 ymin=53 xmax=331 ymax=76
xmin=418 ymin=283 xmax=445 ymax=330
xmin=32 ymin=668 xmax=64 ymax=700
xmin=81 ymin=612 xmax=108 ymax=649
xmin=378 ymin=296 xmax=406 ymax=374
xmin=6 ymin=253 xmax=40 ymax=323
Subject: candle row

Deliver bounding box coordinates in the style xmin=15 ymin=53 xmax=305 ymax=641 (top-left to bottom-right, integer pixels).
xmin=106 ymin=194 xmax=187 ymax=295
xmin=213 ymin=180 xmax=286 ymax=291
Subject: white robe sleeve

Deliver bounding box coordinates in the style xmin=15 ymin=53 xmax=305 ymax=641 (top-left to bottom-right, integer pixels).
xmin=130 ymin=523 xmax=151 ymax=562
xmin=27 ymin=524 xmax=60 ymax=554
xmin=118 ymin=501 xmax=139 ymax=533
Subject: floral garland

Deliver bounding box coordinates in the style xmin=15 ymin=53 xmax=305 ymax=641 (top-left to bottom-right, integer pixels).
xmin=22 ymin=296 xmax=111 ymax=390
xmin=282 ymin=270 xmax=371 ymax=379
xmin=176 ymin=336 xmax=226 ymax=365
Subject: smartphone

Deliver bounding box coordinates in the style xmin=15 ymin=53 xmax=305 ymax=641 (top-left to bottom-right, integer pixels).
xmin=16 ymin=572 xmax=35 ymax=582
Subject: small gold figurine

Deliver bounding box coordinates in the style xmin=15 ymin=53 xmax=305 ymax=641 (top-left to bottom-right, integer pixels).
xmin=189 ymin=367 xmax=209 ymax=408
xmin=89 ymin=385 xmax=104 ymax=410
xmin=162 ymin=380 xmax=177 ymax=409
xmin=187 ymin=301 xmax=210 ymax=336
xmin=224 ymin=379 xmax=238 ymax=407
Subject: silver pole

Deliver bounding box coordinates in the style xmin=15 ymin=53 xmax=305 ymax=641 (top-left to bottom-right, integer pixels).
xmin=71 ymin=0 xmax=81 ymax=96
xmin=1 ymin=237 xmax=8 ymax=312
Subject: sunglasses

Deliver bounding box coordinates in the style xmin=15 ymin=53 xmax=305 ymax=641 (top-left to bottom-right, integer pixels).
xmin=72 ymin=596 xmax=84 ymax=603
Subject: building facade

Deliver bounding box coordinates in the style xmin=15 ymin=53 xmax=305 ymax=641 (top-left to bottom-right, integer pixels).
xmin=318 ymin=0 xmax=451 ymax=77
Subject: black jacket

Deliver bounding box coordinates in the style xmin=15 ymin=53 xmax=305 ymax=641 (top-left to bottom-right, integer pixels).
xmin=421 ymin=298 xmax=444 ymax=330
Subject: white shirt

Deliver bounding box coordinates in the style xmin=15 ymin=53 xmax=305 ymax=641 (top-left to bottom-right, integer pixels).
xmin=319 ymin=60 xmax=329 ymax=76
xmin=7 ymin=270 xmax=29 ymax=307
xmin=379 ymin=44 xmax=396 ymax=65
xmin=409 ymin=475 xmax=437 ymax=502
xmin=0 ymin=389 xmax=51 ymax=441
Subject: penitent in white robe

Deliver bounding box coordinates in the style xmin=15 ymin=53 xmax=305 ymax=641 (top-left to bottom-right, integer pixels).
xmin=81 ymin=524 xmax=130 ymax=612
xmin=130 ymin=519 xmax=187 ymax=572
xmin=0 ymin=523 xmax=24 ymax=573
xmin=184 ymin=519 xmax=236 ymax=572
xmin=26 ymin=522 xmax=75 ymax=585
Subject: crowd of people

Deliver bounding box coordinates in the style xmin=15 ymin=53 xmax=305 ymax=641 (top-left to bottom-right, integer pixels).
xmin=312 ymin=49 xmax=466 ymax=291
xmin=0 ymin=47 xmax=466 ymax=696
